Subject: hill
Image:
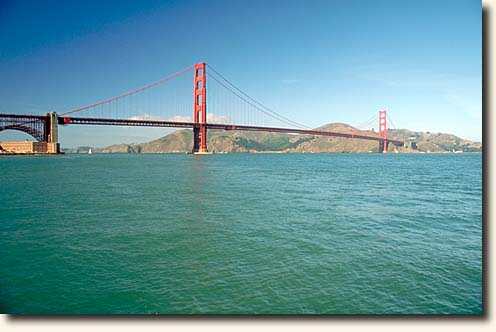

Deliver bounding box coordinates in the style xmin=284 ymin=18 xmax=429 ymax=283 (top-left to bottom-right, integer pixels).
xmin=64 ymin=123 xmax=482 ymax=154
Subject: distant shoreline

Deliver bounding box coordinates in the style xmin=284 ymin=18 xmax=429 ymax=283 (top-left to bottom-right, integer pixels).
xmin=58 ymin=150 xmax=482 ymax=155
xmin=60 ymin=124 xmax=481 ymax=154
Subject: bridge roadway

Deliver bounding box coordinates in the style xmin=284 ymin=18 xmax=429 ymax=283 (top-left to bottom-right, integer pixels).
xmin=58 ymin=116 xmax=405 ymax=146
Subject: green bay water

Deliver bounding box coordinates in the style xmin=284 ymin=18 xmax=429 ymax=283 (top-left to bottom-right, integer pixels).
xmin=0 ymin=153 xmax=482 ymax=314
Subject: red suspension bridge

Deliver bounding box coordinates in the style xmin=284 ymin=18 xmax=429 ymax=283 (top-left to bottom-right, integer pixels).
xmin=0 ymin=62 xmax=403 ymax=154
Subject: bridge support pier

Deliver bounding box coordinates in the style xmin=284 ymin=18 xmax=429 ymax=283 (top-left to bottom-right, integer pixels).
xmin=0 ymin=112 xmax=60 ymax=154
xmin=193 ymin=126 xmax=207 ymax=153
xmin=379 ymin=140 xmax=388 ymax=153
xmin=44 ymin=112 xmax=60 ymax=153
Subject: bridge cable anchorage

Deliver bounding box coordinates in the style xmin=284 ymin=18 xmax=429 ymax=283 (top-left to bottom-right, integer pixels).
xmin=60 ymin=64 xmax=195 ymax=116
xmin=206 ymin=64 xmax=312 ymax=130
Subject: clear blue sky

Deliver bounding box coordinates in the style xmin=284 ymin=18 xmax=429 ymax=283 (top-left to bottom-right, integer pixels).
xmin=0 ymin=0 xmax=481 ymax=147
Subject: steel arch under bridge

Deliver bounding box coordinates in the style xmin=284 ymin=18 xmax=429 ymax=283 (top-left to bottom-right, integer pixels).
xmin=0 ymin=113 xmax=58 ymax=142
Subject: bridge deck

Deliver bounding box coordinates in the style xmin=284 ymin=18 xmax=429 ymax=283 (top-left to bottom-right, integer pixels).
xmin=58 ymin=116 xmax=404 ymax=145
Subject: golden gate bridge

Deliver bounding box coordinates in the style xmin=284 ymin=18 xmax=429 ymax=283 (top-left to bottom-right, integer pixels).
xmin=0 ymin=62 xmax=403 ymax=154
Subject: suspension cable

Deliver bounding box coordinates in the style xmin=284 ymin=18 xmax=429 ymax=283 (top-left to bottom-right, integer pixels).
xmin=207 ymin=64 xmax=312 ymax=130
xmin=355 ymin=114 xmax=378 ymax=129
xmin=208 ymin=73 xmax=310 ymax=129
xmin=61 ymin=64 xmax=195 ymax=116
xmin=386 ymin=113 xmax=397 ymax=130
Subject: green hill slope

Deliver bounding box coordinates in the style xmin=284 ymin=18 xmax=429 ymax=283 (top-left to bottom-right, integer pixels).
xmin=65 ymin=123 xmax=482 ymax=154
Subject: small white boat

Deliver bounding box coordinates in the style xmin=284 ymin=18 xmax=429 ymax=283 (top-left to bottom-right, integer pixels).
xmin=88 ymin=148 xmax=92 ymax=154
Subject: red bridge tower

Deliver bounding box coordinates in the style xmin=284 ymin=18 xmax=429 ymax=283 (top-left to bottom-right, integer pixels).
xmin=378 ymin=110 xmax=387 ymax=153
xmin=192 ymin=62 xmax=208 ymax=154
